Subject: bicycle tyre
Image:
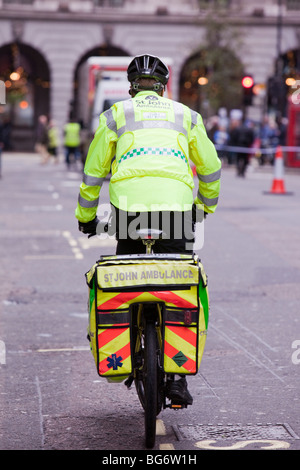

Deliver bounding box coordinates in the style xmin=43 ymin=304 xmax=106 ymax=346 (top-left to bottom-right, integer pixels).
xmin=144 ymin=320 xmax=158 ymax=448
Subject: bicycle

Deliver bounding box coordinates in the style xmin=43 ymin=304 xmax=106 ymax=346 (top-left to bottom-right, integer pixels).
xmin=85 ymin=221 xmax=209 ymax=449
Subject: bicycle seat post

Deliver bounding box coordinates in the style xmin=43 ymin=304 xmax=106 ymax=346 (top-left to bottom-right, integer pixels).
xmin=133 ymin=228 xmax=165 ymax=255
xmin=143 ymin=238 xmax=155 ymax=254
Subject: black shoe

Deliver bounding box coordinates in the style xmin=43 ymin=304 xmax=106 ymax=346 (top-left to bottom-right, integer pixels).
xmin=166 ymin=377 xmax=193 ymax=405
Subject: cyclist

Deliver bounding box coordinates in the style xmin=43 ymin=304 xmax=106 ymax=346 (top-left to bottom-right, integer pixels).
xmin=75 ymin=54 xmax=221 ymax=405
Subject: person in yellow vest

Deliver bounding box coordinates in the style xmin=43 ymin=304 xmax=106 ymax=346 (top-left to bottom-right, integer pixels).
xmin=64 ymin=117 xmax=81 ymax=168
xmin=47 ymin=119 xmax=60 ymax=164
xmin=75 ymin=54 xmax=221 ymax=405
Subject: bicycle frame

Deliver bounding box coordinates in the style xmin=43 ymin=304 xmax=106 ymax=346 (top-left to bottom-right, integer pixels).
xmin=86 ymin=223 xmax=207 ymax=448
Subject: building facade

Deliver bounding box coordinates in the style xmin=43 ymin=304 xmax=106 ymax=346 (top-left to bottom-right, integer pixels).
xmin=0 ymin=0 xmax=300 ymax=150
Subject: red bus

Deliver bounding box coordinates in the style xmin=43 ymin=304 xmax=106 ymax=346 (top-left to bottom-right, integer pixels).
xmin=287 ymin=96 xmax=300 ymax=167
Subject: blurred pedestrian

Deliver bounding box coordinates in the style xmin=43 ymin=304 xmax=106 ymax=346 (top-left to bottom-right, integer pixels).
xmin=228 ymin=116 xmax=254 ymax=177
xmin=64 ymin=117 xmax=81 ymax=169
xmin=0 ymin=118 xmax=3 ymax=177
xmin=47 ymin=119 xmax=60 ymax=164
xmin=1 ymin=117 xmax=11 ymax=150
xmin=276 ymin=114 xmax=287 ymax=146
xmin=213 ymin=123 xmax=229 ymax=163
xmin=259 ymin=115 xmax=278 ymax=165
xmin=35 ymin=114 xmax=50 ymax=164
xmin=206 ymin=115 xmax=219 ymax=142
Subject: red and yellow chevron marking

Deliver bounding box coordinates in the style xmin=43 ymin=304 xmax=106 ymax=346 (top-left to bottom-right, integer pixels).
xmin=98 ymin=326 xmax=132 ymax=376
xmin=164 ymin=323 xmax=197 ymax=374
xmin=95 ymin=286 xmax=199 ymax=376
xmin=167 ymin=323 xmax=197 ymax=345
xmin=97 ymin=289 xmax=198 ymax=310
xmin=98 ymin=291 xmax=142 ymax=310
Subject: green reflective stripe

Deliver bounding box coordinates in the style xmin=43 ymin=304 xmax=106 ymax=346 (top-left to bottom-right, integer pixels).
xmin=199 ymin=284 xmax=209 ymax=329
xmin=83 ymin=173 xmax=105 ymax=186
xmin=117 ymin=100 xmax=187 ymax=137
xmin=78 ymin=194 xmax=99 ymax=208
xmin=89 ymin=280 xmax=95 ymax=318
xmin=197 ymin=168 xmax=221 ymax=183
xmin=197 ymin=190 xmax=219 ymax=207
xmin=119 ymin=147 xmax=188 ymax=165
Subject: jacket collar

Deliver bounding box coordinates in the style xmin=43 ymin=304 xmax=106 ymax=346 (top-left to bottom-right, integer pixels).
xmin=134 ymin=90 xmax=160 ymax=98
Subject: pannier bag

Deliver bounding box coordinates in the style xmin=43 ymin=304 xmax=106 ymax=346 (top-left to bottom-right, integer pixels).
xmin=85 ymin=254 xmax=209 ymax=379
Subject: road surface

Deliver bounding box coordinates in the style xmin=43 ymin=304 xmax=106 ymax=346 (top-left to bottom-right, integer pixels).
xmin=0 ymin=152 xmax=299 ymax=452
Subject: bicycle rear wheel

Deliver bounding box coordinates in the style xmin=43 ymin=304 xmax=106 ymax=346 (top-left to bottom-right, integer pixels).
xmin=144 ymin=320 xmax=158 ymax=448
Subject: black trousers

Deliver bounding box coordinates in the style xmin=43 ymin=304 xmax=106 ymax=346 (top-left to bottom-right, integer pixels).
xmin=111 ymin=206 xmax=194 ymax=255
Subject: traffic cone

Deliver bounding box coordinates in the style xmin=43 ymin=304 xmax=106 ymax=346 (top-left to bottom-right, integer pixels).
xmin=270 ymin=146 xmax=286 ymax=194
xmin=263 ymin=145 xmax=293 ymax=195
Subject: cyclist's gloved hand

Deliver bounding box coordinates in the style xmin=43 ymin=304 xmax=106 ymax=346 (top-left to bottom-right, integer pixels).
xmin=78 ymin=216 xmax=99 ymax=236
xmin=192 ymin=203 xmax=207 ymax=224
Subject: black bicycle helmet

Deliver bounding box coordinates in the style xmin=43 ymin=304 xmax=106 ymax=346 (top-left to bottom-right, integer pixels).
xmin=127 ymin=54 xmax=169 ymax=86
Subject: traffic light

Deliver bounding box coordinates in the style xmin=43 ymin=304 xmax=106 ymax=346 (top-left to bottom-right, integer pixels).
xmin=242 ymin=75 xmax=254 ymax=106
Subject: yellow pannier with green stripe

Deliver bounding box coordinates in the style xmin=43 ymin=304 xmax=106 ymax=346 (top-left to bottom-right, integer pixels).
xmin=86 ymin=254 xmax=209 ymax=379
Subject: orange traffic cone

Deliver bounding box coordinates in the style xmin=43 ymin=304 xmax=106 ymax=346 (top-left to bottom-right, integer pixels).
xmin=270 ymin=146 xmax=286 ymax=194
xmin=264 ymin=146 xmax=292 ymax=195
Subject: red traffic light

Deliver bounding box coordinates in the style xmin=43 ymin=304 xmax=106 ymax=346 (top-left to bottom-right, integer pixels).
xmin=242 ymin=76 xmax=254 ymax=88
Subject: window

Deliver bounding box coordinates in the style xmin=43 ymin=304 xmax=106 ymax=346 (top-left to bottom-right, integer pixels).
xmin=198 ymin=0 xmax=230 ymax=8
xmin=3 ymin=0 xmax=34 ymax=4
xmin=286 ymin=0 xmax=300 ymax=10
xmin=94 ymin=0 xmax=124 ymax=6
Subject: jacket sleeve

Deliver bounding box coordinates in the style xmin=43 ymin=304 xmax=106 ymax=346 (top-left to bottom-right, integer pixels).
xmin=189 ymin=112 xmax=221 ymax=214
xmin=75 ymin=108 xmax=117 ymax=223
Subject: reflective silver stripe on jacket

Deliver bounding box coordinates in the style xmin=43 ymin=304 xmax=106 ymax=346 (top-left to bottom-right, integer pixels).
xmin=197 ymin=168 xmax=221 ymax=183
xmin=83 ymin=173 xmax=105 ymax=186
xmin=78 ymin=194 xmax=99 ymax=208
xmin=117 ymin=100 xmax=187 ymax=137
xmin=197 ymin=190 xmax=219 ymax=207
xmin=190 ymin=109 xmax=198 ymax=129
xmin=103 ymin=108 xmax=117 ymax=134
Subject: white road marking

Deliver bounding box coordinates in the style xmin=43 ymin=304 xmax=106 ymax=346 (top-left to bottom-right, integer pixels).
xmin=156 ymin=419 xmax=166 ymax=436
xmin=0 ymin=340 xmax=6 ymax=365
xmin=37 ymin=346 xmax=90 ymax=353
xmin=24 ymin=255 xmax=75 ymax=260
xmin=62 ymin=231 xmax=84 ymax=259
xmin=195 ymin=439 xmax=291 ymax=450
xmin=23 ymin=204 xmax=63 ymax=212
xmin=35 ymin=376 xmax=45 ymax=448
xmin=159 ymin=443 xmax=175 ymax=450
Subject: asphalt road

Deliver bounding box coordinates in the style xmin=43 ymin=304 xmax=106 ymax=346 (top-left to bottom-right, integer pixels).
xmin=0 ymin=152 xmax=299 ymax=453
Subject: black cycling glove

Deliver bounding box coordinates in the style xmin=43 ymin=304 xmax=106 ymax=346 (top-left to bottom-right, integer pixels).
xmin=192 ymin=203 xmax=207 ymax=224
xmin=78 ymin=216 xmax=99 ymax=235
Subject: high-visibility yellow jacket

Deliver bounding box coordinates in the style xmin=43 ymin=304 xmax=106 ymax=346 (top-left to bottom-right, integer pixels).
xmin=48 ymin=126 xmax=60 ymax=149
xmin=75 ymin=90 xmax=221 ymax=223
xmin=64 ymin=122 xmax=81 ymax=147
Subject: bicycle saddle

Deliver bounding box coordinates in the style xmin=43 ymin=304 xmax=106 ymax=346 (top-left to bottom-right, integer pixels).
xmin=133 ymin=228 xmax=165 ymax=240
